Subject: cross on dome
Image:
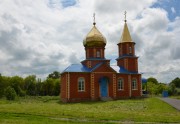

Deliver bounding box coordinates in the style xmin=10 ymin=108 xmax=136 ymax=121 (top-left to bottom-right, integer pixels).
xmin=93 ymin=13 xmax=96 ymax=25
xmin=124 ymin=11 xmax=127 ymax=22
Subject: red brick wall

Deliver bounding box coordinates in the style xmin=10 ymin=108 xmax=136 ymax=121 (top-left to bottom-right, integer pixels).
xmin=93 ymin=63 xmax=114 ymax=72
xmin=61 ymin=72 xmax=142 ymax=102
xmin=69 ymin=73 xmax=91 ymax=100
xmin=93 ymin=73 xmax=114 ymax=98
xmin=81 ymin=60 xmax=110 ymax=69
xmin=60 ymin=73 xmax=67 ymax=102
xmin=131 ymin=74 xmax=141 ymax=97
xmin=91 ymin=60 xmax=109 ymax=67
xmin=117 ymin=59 xmax=124 ymax=67
xmin=127 ymin=58 xmax=138 ymax=72
xmin=116 ymin=74 xmax=129 ymax=98
xmin=118 ymin=42 xmax=135 ymax=56
xmin=85 ymin=47 xmax=105 ymax=59
xmin=117 ymin=57 xmax=138 ymax=72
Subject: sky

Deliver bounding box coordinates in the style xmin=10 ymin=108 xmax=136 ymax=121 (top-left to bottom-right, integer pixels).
xmin=0 ymin=0 xmax=179 ymax=83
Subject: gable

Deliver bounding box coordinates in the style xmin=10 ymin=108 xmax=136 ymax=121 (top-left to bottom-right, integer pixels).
xmin=91 ymin=63 xmax=116 ymax=73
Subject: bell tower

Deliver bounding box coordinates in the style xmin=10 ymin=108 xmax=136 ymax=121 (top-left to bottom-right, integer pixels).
xmin=116 ymin=12 xmax=138 ymax=73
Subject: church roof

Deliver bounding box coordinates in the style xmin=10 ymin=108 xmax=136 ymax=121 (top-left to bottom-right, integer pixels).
xmin=62 ymin=64 xmax=90 ymax=72
xmin=119 ymin=22 xmax=132 ymax=43
xmin=111 ymin=65 xmax=137 ymax=74
xmin=62 ymin=63 xmax=138 ymax=74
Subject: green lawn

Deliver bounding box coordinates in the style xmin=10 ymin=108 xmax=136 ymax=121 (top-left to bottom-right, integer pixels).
xmin=171 ymin=95 xmax=180 ymax=99
xmin=0 ymin=96 xmax=180 ymax=124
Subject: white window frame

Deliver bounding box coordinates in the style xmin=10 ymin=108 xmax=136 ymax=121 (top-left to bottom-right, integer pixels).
xmin=96 ymin=51 xmax=100 ymax=57
xmin=132 ymin=79 xmax=137 ymax=90
xmin=117 ymin=78 xmax=124 ymax=90
xmin=129 ymin=47 xmax=132 ymax=53
xmin=78 ymin=77 xmax=85 ymax=92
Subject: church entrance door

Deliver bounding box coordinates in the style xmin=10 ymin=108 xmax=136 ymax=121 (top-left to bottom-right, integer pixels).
xmin=100 ymin=77 xmax=108 ymax=97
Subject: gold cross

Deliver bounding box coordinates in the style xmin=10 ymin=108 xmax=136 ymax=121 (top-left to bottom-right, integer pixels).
xmin=124 ymin=11 xmax=127 ymax=22
xmin=93 ymin=13 xmax=96 ymax=25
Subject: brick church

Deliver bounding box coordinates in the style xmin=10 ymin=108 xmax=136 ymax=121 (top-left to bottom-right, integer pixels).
xmin=61 ymin=14 xmax=142 ymax=102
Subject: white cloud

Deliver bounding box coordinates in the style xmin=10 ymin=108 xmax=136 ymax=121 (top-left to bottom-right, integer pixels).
xmin=171 ymin=7 xmax=176 ymax=14
xmin=0 ymin=0 xmax=179 ymax=83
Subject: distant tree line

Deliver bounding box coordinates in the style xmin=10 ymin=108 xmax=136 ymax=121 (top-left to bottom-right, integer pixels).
xmin=0 ymin=71 xmax=60 ymax=100
xmin=1 ymin=72 xmax=179 ymax=100
xmin=142 ymin=77 xmax=180 ymax=96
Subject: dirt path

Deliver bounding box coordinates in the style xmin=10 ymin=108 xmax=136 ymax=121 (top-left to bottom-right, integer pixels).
xmin=160 ymin=98 xmax=180 ymax=111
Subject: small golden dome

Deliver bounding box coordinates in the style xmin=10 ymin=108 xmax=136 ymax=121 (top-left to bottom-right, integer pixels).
xmin=119 ymin=11 xmax=133 ymax=43
xmin=120 ymin=22 xmax=132 ymax=43
xmin=83 ymin=25 xmax=106 ymax=47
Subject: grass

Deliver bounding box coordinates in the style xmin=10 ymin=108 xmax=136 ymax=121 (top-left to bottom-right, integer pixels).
xmin=171 ymin=95 xmax=180 ymax=99
xmin=0 ymin=96 xmax=180 ymax=123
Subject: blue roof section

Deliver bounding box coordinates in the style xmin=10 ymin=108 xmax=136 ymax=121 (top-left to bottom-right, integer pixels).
xmin=111 ymin=65 xmax=139 ymax=74
xmin=62 ymin=64 xmax=91 ymax=73
xmin=62 ymin=63 xmax=105 ymax=73
xmin=63 ymin=64 xmax=139 ymax=74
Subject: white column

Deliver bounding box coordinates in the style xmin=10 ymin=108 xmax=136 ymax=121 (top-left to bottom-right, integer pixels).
xmin=91 ymin=73 xmax=95 ymax=99
xmin=113 ymin=74 xmax=116 ymax=98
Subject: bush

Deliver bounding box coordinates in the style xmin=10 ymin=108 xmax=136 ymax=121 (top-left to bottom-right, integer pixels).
xmin=4 ymin=86 xmax=17 ymax=100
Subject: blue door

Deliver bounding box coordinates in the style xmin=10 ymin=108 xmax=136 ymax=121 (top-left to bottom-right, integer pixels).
xmin=100 ymin=78 xmax=108 ymax=97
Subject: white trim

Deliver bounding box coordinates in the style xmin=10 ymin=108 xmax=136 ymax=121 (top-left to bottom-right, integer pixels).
xmin=132 ymin=78 xmax=138 ymax=90
xmin=117 ymin=78 xmax=124 ymax=90
xmin=77 ymin=77 xmax=85 ymax=92
xmin=113 ymin=74 xmax=116 ymax=97
xmin=129 ymin=46 xmax=132 ymax=54
xmin=96 ymin=51 xmax=100 ymax=57
xmin=91 ymin=73 xmax=94 ymax=98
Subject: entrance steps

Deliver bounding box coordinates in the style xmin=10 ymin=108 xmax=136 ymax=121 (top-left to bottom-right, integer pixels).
xmin=100 ymin=97 xmax=113 ymax=101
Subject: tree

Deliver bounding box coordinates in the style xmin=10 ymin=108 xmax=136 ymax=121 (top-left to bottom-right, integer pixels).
xmin=54 ymin=79 xmax=60 ymax=96
xmin=24 ymin=75 xmax=36 ymax=96
xmin=147 ymin=77 xmax=158 ymax=84
xmin=48 ymin=71 xmax=60 ymax=79
xmin=36 ymin=78 xmax=43 ymax=96
xmin=43 ymin=78 xmax=55 ymax=96
xmin=170 ymin=77 xmax=180 ymax=88
xmin=10 ymin=76 xmax=25 ymax=96
xmin=169 ymin=83 xmax=177 ymax=95
xmin=147 ymin=82 xmax=158 ymax=96
xmin=157 ymin=83 xmax=168 ymax=94
xmin=0 ymin=76 xmax=11 ymax=97
xmin=4 ymin=86 xmax=17 ymax=100
xmin=0 ymin=74 xmax=3 ymax=97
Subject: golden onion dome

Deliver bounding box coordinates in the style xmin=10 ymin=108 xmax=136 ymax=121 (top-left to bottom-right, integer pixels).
xmin=83 ymin=24 xmax=106 ymax=47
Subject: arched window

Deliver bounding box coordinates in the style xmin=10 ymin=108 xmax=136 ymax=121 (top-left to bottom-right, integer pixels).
xmin=132 ymin=79 xmax=137 ymax=90
xmin=78 ymin=77 xmax=85 ymax=92
xmin=117 ymin=78 xmax=124 ymax=90
xmin=96 ymin=51 xmax=100 ymax=57
xmin=129 ymin=47 xmax=132 ymax=53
